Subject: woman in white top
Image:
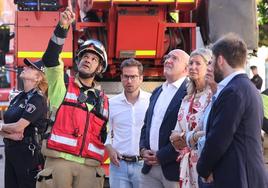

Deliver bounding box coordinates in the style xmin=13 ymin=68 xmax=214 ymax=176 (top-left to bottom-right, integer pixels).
xmin=169 ymin=48 xmax=216 ymax=188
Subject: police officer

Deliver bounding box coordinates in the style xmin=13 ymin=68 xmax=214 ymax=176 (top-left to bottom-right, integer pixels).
xmin=36 ymin=7 xmax=109 ymax=188
xmin=250 ymin=65 xmax=263 ymax=90
xmin=0 ymin=59 xmax=48 ymax=188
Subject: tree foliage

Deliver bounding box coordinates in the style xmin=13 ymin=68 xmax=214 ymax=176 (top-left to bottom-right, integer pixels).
xmin=258 ymin=0 xmax=268 ymax=46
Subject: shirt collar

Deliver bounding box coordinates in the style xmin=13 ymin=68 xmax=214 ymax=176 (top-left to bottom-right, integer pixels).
xmin=214 ymin=69 xmax=245 ymax=98
xmin=162 ymin=76 xmax=186 ymax=90
xmin=218 ymin=69 xmax=245 ymax=88
xmin=120 ymin=89 xmax=147 ymax=103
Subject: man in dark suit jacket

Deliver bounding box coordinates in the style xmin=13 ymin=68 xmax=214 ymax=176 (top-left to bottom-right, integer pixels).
xmin=139 ymin=49 xmax=189 ymax=188
xmin=197 ymin=33 xmax=268 ymax=188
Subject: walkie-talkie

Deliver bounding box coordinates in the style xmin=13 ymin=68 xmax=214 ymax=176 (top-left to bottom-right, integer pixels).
xmin=77 ymin=92 xmax=87 ymax=103
xmin=98 ymin=91 xmax=104 ymax=116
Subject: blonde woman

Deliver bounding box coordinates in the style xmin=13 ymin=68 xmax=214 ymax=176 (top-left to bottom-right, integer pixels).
xmin=0 ymin=59 xmax=48 ymax=188
xmin=170 ymin=48 xmax=216 ymax=188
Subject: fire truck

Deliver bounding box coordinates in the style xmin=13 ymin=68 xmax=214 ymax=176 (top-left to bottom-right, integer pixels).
xmin=0 ymin=0 xmax=259 ymax=106
xmin=0 ymin=0 xmax=259 ymax=180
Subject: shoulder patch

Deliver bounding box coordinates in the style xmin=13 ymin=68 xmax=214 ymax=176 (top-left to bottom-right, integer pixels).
xmin=25 ymin=103 xmax=37 ymax=113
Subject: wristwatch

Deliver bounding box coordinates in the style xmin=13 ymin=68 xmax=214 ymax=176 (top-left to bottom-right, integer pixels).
xmin=140 ymin=148 xmax=146 ymax=157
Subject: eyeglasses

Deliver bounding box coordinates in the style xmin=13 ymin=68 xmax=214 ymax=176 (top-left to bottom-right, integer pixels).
xmin=163 ymin=54 xmax=179 ymax=63
xmin=121 ymin=74 xmax=140 ymax=81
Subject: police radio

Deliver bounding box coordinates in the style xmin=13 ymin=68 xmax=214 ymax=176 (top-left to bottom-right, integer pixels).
xmin=77 ymin=92 xmax=87 ymax=104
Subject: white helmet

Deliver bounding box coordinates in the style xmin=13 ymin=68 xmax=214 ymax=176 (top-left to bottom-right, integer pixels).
xmin=77 ymin=39 xmax=108 ymax=73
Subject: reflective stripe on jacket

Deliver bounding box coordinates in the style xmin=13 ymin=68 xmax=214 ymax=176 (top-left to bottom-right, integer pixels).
xmin=47 ymin=77 xmax=108 ymax=162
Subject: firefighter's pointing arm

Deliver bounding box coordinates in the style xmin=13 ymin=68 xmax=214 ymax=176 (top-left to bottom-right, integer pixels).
xmin=42 ymin=8 xmax=74 ymax=67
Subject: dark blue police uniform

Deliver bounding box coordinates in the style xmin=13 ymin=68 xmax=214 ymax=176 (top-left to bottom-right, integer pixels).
xmin=3 ymin=88 xmax=47 ymax=188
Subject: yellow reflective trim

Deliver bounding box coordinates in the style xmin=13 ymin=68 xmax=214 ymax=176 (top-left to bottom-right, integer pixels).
xmin=170 ymin=12 xmax=179 ymax=23
xmin=95 ymin=0 xmax=194 ymax=2
xmin=59 ymin=152 xmax=85 ymax=164
xmin=18 ymin=51 xmax=73 ymax=59
xmin=104 ymin=158 xmax=110 ymax=164
xmin=135 ymin=50 xmax=156 ymax=56
xmin=113 ymin=0 xmax=136 ymax=1
xmin=151 ymin=0 xmax=174 ymax=2
xmin=178 ymin=0 xmax=194 ymax=2
xmin=151 ymin=0 xmax=194 ymax=2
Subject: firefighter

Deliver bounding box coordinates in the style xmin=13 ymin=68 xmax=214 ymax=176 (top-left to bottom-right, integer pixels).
xmin=36 ymin=7 xmax=109 ymax=188
xmin=0 ymin=59 xmax=48 ymax=188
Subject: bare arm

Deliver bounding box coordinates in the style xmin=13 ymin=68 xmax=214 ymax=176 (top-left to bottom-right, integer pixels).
xmin=1 ymin=118 xmax=30 ymax=134
xmin=0 ymin=131 xmax=23 ymax=140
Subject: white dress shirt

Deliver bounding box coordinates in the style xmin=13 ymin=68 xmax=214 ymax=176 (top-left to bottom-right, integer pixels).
xmin=105 ymin=89 xmax=151 ymax=156
xmin=149 ymin=77 xmax=186 ymax=151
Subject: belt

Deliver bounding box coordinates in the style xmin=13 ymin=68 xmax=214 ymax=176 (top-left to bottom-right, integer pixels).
xmin=121 ymin=155 xmax=143 ymax=163
xmin=4 ymin=137 xmax=34 ymax=147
